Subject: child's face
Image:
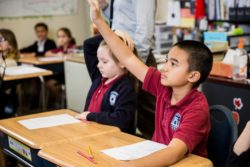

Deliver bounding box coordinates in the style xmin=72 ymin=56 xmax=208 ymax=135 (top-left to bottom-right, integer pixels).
xmin=160 ymin=46 xmax=191 ymax=87
xmin=57 ymin=30 xmax=70 ymax=47
xmin=97 ymin=46 xmax=124 ymax=79
xmin=35 ymin=26 xmax=48 ymax=41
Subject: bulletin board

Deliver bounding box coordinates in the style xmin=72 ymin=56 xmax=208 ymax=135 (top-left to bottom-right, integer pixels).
xmin=0 ymin=0 xmax=78 ymax=18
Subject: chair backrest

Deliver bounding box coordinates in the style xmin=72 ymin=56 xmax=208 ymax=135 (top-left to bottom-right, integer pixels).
xmin=207 ymin=105 xmax=238 ymax=167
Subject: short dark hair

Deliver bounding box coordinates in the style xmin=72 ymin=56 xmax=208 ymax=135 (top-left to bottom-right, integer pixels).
xmin=34 ymin=22 xmax=48 ymax=31
xmin=174 ymin=40 xmax=213 ymax=87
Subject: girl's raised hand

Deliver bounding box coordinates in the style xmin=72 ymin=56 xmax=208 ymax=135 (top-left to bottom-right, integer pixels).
xmin=87 ymin=0 xmax=102 ymax=23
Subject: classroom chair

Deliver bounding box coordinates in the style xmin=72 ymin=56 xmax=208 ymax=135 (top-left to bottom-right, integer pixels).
xmin=207 ymin=105 xmax=238 ymax=167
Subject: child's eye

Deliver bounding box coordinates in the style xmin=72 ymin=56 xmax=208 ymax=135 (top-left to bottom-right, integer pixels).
xmin=172 ymin=61 xmax=178 ymax=66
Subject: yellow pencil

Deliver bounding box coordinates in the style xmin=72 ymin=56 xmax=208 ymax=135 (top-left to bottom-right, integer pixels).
xmin=88 ymin=146 xmax=94 ymax=158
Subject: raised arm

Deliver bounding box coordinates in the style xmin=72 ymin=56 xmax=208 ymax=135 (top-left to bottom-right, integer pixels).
xmin=87 ymin=0 xmax=148 ymax=82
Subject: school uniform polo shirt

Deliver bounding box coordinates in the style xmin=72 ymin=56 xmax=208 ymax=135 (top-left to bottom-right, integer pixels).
xmin=88 ymin=75 xmax=125 ymax=112
xmin=142 ymin=67 xmax=210 ymax=157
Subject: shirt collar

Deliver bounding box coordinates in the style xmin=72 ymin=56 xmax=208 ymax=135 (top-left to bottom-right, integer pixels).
xmin=101 ymin=74 xmax=127 ymax=87
xmin=165 ymin=87 xmax=199 ymax=108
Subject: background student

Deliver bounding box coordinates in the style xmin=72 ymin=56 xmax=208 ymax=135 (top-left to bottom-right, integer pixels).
xmin=75 ymin=31 xmax=137 ymax=134
xmin=227 ymin=121 xmax=250 ymax=167
xmin=87 ymin=1 xmax=213 ymax=166
xmin=0 ymin=29 xmax=19 ymax=119
xmin=0 ymin=29 xmax=19 ymax=166
xmin=44 ymin=27 xmax=76 ymax=108
xmin=45 ymin=27 xmax=76 ymax=56
xmin=20 ymin=22 xmax=56 ymax=57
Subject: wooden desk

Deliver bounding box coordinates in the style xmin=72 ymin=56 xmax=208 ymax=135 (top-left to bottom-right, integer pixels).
xmin=170 ymin=154 xmax=213 ymax=167
xmin=3 ymin=69 xmax=52 ymax=81
xmin=19 ymin=57 xmax=65 ymax=110
xmin=66 ymin=55 xmax=85 ymax=64
xmin=3 ymin=67 xmax=53 ymax=111
xmin=18 ymin=57 xmax=64 ymax=65
xmin=19 ymin=56 xmax=91 ymax=112
xmin=0 ymin=109 xmax=119 ymax=166
xmin=38 ymin=132 xmax=212 ymax=167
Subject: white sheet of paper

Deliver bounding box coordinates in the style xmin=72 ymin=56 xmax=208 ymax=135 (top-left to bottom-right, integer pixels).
xmin=18 ymin=114 xmax=81 ymax=130
xmin=5 ymin=66 xmax=47 ymax=76
xmin=101 ymin=140 xmax=167 ymax=161
xmin=38 ymin=56 xmax=63 ymax=62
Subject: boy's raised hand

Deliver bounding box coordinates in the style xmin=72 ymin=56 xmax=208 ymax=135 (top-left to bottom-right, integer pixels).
xmin=87 ymin=0 xmax=102 ymax=23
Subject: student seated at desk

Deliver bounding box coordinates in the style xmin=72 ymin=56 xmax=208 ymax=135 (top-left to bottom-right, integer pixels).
xmin=87 ymin=1 xmax=213 ymax=166
xmin=227 ymin=121 xmax=250 ymax=167
xmin=44 ymin=27 xmax=76 ymax=108
xmin=75 ymin=31 xmax=137 ymax=134
xmin=45 ymin=27 xmax=76 ymax=57
xmin=20 ymin=22 xmax=56 ymax=57
xmin=0 ymin=29 xmax=19 ymax=119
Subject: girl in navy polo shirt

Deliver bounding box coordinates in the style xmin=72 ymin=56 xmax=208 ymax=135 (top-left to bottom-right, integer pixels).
xmin=75 ymin=31 xmax=137 ymax=134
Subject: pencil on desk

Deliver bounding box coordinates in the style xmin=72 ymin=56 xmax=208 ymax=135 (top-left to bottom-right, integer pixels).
xmin=88 ymin=146 xmax=94 ymax=158
xmin=77 ymin=151 xmax=97 ymax=164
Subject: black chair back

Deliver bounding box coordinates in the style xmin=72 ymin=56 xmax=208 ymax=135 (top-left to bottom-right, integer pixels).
xmin=208 ymin=105 xmax=238 ymax=167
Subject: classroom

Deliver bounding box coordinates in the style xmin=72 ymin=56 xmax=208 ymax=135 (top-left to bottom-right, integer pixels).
xmin=0 ymin=0 xmax=250 ymax=166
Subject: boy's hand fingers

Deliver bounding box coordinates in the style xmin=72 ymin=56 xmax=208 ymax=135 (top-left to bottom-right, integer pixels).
xmin=87 ymin=0 xmax=101 ymax=22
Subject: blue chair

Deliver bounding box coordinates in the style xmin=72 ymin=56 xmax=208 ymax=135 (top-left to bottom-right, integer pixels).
xmin=207 ymin=105 xmax=238 ymax=167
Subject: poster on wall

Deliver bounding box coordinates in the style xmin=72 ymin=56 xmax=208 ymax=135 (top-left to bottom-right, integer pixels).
xmin=0 ymin=0 xmax=78 ymax=18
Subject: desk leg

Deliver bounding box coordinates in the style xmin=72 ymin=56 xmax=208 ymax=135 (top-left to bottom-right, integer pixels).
xmin=39 ymin=76 xmax=46 ymax=111
xmin=0 ymin=147 xmax=6 ymax=167
xmin=16 ymin=84 xmax=22 ymax=116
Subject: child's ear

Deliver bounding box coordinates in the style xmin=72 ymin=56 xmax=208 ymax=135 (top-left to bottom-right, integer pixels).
xmin=188 ymin=71 xmax=200 ymax=83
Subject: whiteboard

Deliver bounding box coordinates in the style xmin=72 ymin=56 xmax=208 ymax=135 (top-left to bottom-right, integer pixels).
xmin=0 ymin=0 xmax=78 ymax=17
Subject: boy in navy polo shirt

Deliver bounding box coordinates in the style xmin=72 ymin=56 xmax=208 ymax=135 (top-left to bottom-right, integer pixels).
xmin=87 ymin=0 xmax=213 ymax=166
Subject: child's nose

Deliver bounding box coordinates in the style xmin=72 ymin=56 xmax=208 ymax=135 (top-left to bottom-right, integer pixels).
xmin=160 ymin=63 xmax=168 ymax=72
xmin=97 ymin=62 xmax=101 ymax=68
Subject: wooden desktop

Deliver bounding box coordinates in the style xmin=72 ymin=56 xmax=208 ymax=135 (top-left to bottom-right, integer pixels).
xmin=0 ymin=109 xmax=119 ymax=166
xmin=38 ymin=131 xmax=213 ymax=167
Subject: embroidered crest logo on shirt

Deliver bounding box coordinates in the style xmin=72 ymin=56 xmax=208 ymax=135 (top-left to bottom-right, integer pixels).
xmin=171 ymin=113 xmax=181 ymax=131
xmin=110 ymin=91 xmax=118 ymax=106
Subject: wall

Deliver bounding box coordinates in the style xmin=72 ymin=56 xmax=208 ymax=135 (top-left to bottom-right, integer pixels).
xmin=0 ymin=0 xmax=90 ymax=48
xmin=0 ymin=0 xmax=167 ymax=49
